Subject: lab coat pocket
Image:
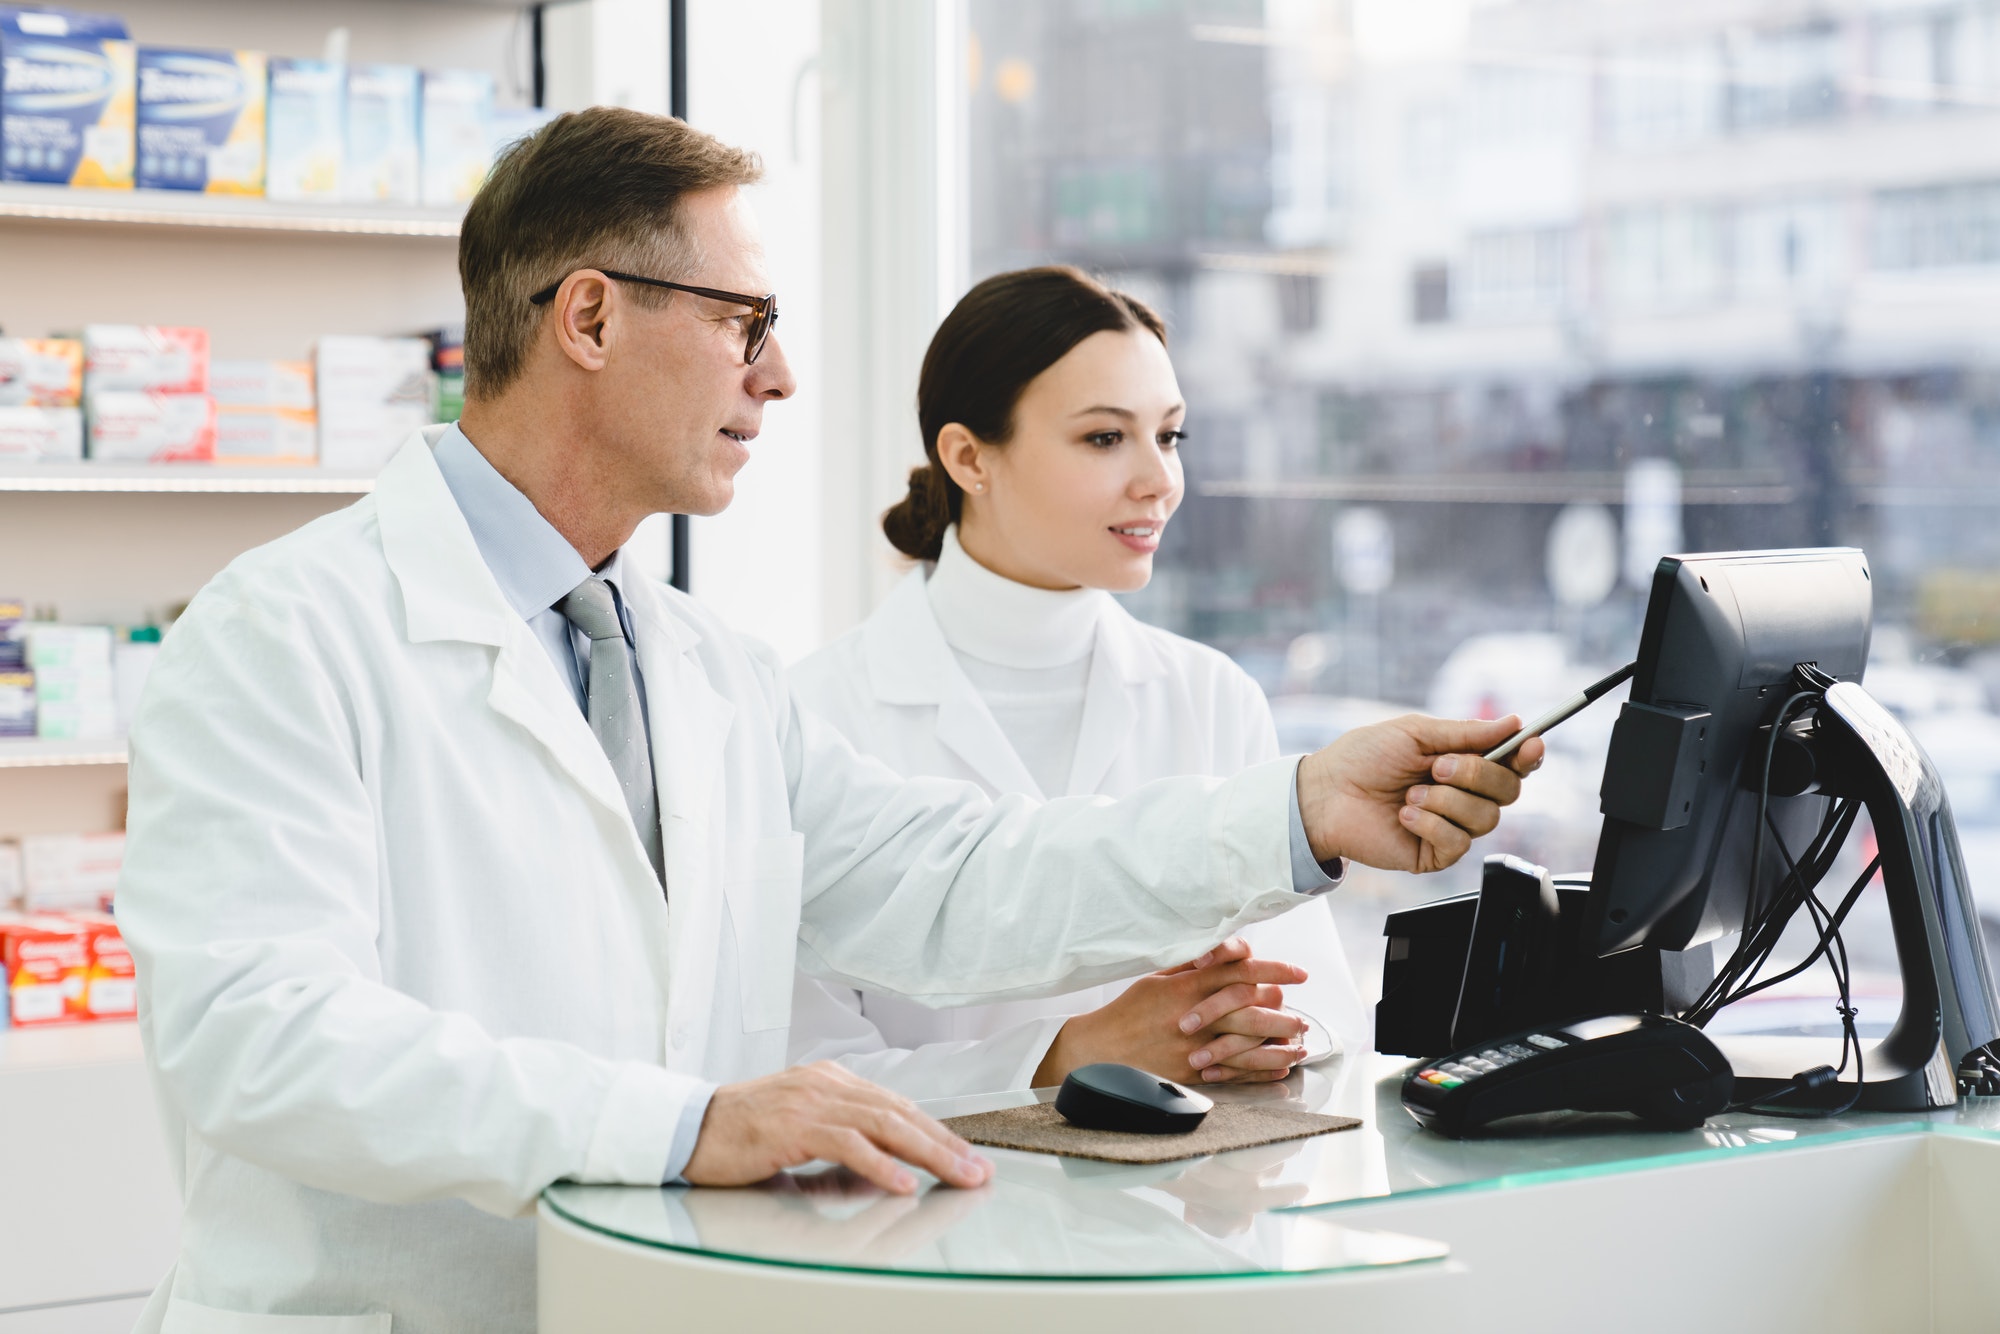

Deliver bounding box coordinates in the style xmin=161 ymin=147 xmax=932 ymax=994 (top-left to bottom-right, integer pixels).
xmin=162 ymin=1299 xmax=392 ymax=1334
xmin=723 ymin=832 xmax=806 ymax=1032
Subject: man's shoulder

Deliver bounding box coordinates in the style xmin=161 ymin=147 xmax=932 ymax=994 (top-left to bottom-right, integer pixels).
xmin=195 ymin=495 xmax=390 ymax=617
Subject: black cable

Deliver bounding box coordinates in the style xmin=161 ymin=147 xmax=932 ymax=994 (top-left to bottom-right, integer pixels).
xmin=1684 ymin=675 xmax=1871 ymax=1117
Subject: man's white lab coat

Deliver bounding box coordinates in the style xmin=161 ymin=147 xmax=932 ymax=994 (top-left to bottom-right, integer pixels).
xmin=116 ymin=428 xmax=1307 ymax=1334
xmin=787 ymin=566 xmax=1369 ymax=1099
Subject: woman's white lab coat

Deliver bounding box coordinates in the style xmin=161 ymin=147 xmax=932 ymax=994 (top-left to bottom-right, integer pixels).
xmin=113 ymin=429 xmax=1315 ymax=1334
xmin=787 ymin=566 xmax=1370 ymax=1100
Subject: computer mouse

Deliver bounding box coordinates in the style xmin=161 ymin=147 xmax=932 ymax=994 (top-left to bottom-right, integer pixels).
xmin=1055 ymin=1062 xmax=1213 ymax=1134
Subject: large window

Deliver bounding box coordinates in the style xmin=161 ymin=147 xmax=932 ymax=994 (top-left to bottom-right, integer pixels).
xmin=965 ymin=0 xmax=2000 ymax=999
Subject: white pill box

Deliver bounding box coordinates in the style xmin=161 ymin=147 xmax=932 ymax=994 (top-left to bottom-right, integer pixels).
xmin=20 ymin=832 xmax=124 ymax=911
xmin=420 ymin=68 xmax=492 ymax=207
xmin=265 ymin=56 xmax=342 ymax=201
xmin=86 ymin=390 xmax=216 ymax=463
xmin=344 ymin=63 xmax=418 ymax=205
xmin=316 ymin=336 xmax=433 ymax=470
xmin=83 ymin=324 xmax=209 ymax=394
xmin=0 ymin=405 xmax=83 ymax=461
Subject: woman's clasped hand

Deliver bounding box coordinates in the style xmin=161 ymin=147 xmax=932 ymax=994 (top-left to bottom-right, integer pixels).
xmin=1032 ymin=936 xmax=1313 ymax=1087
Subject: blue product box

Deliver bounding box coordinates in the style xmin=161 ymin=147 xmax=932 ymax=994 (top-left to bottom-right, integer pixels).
xmin=0 ymin=8 xmax=127 ymax=39
xmin=265 ymin=56 xmax=341 ymax=201
xmin=0 ymin=21 xmax=133 ymax=186
xmin=135 ymin=46 xmax=265 ymax=193
xmin=344 ymin=62 xmax=417 ymax=205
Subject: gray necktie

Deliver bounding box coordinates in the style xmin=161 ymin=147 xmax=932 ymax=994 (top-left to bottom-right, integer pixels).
xmin=557 ymin=576 xmax=665 ymax=886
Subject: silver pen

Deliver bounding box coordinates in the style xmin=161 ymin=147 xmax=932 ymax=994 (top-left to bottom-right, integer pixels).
xmin=1484 ymin=661 xmax=1637 ymax=764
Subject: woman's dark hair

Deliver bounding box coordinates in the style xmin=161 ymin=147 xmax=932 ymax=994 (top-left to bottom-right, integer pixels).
xmin=881 ymin=265 xmax=1167 ymax=560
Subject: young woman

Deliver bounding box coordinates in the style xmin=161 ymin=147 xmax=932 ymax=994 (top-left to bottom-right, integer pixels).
xmin=786 ymin=266 xmax=1366 ymax=1100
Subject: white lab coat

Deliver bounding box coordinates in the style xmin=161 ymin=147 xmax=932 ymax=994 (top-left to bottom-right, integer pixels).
xmin=786 ymin=566 xmax=1369 ymax=1100
xmin=115 ymin=428 xmax=1313 ymax=1334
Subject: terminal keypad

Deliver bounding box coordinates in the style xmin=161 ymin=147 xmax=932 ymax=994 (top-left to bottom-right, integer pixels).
xmin=1414 ymin=1042 xmax=1543 ymax=1089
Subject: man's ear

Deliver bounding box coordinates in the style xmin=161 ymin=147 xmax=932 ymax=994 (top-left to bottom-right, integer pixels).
xmin=935 ymin=423 xmax=989 ymax=494
xmin=550 ymin=271 xmax=615 ymax=372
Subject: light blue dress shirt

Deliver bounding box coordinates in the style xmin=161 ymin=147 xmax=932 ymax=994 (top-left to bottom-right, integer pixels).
xmin=432 ymin=423 xmax=711 ymax=1184
xmin=432 ymin=422 xmax=1338 ymax=1177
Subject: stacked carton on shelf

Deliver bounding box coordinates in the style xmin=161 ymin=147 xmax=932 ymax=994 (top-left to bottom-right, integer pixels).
xmin=265 ymin=55 xmax=343 ymax=201
xmin=134 ymin=44 xmax=266 ymax=194
xmin=0 ymin=597 xmax=30 ymax=737
xmin=0 ymin=337 xmax=84 ymax=462
xmin=22 ymin=623 xmax=114 ymax=739
xmin=0 ymin=7 xmax=135 ymax=188
xmin=316 ymin=335 xmax=433 ymax=470
xmin=212 ymin=359 xmax=316 ymax=463
xmin=83 ymin=323 xmax=215 ymax=462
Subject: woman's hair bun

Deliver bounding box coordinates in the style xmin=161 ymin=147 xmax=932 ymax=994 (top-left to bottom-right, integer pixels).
xmin=881 ymin=461 xmax=955 ymax=561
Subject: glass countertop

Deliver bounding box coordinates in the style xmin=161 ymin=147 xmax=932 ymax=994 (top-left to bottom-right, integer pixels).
xmin=543 ymin=1052 xmax=2000 ymax=1281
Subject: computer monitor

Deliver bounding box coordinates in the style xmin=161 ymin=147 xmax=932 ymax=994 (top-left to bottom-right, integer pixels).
xmin=1583 ymin=549 xmax=1874 ymax=959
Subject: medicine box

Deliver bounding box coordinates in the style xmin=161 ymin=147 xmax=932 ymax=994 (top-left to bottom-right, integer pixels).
xmin=265 ymin=55 xmax=342 ymax=201
xmin=24 ymin=623 xmax=114 ymax=739
xmin=344 ymin=63 xmax=418 ymax=205
xmin=21 ymin=832 xmax=122 ymax=912
xmin=0 ymin=666 xmax=30 ymax=738
xmin=0 ymin=405 xmax=82 ymax=461
xmin=316 ymin=335 xmax=433 ymax=470
xmin=0 ymin=12 xmax=133 ymax=187
xmin=87 ymin=389 xmax=216 ymax=463
xmin=134 ymin=45 xmax=266 ymax=193
xmin=64 ymin=910 xmax=134 ymax=1017
xmin=83 ymin=324 xmax=208 ymax=394
xmin=0 ymin=337 xmax=83 ymax=406
xmin=420 ymin=68 xmax=492 ymax=207
xmin=0 ymin=914 xmax=92 ymax=1026
xmin=0 ymin=841 xmax=19 ymax=908
xmin=212 ymin=358 xmax=316 ymax=463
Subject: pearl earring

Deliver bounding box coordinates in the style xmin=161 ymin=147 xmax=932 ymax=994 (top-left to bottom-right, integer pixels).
xmin=974 ymin=483 xmax=984 ymax=492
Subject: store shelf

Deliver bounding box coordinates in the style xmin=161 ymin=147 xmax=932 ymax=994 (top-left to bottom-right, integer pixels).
xmin=0 ymin=738 xmax=127 ymax=769
xmin=0 ymin=182 xmax=464 ymax=238
xmin=0 ymin=463 xmax=377 ymax=494
xmin=0 ymin=1020 xmax=141 ymax=1074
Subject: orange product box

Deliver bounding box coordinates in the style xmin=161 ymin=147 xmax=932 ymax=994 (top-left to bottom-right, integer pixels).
xmin=0 ymin=913 xmax=92 ymax=1027
xmin=0 ymin=338 xmax=84 ymax=407
xmin=64 ymin=910 xmax=135 ymax=1020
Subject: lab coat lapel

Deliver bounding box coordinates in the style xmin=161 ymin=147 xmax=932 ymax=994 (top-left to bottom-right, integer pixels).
xmin=1066 ymin=602 xmax=1169 ymax=797
xmin=864 ymin=569 xmax=1042 ymax=798
xmin=374 ymin=429 xmax=656 ymax=855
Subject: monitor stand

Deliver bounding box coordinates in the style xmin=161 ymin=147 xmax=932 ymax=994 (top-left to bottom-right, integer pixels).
xmin=1715 ymin=679 xmax=2000 ymax=1111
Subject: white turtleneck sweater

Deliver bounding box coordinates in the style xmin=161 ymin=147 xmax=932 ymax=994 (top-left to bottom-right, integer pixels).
xmin=924 ymin=526 xmax=1108 ymax=798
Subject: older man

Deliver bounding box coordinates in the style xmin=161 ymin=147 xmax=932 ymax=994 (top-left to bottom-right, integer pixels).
xmin=117 ymin=108 xmax=1541 ymax=1332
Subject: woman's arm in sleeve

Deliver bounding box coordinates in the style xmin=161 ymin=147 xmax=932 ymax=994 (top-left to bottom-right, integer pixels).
xmin=774 ymin=676 xmax=1302 ymax=1009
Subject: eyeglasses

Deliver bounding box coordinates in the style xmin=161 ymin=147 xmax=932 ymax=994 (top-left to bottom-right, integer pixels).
xmin=528 ymin=268 xmax=779 ymax=365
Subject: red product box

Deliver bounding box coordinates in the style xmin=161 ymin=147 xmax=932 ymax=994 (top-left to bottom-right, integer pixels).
xmin=0 ymin=914 xmax=92 ymax=1027
xmin=82 ymin=325 xmax=209 ymax=394
xmin=64 ymin=910 xmax=135 ymax=1020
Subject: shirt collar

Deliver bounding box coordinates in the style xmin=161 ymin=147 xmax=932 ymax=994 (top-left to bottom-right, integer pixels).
xmin=432 ymin=422 xmax=592 ymax=619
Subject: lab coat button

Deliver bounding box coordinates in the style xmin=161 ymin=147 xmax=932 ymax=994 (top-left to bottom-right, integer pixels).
xmin=671 ymin=1024 xmax=690 ymax=1046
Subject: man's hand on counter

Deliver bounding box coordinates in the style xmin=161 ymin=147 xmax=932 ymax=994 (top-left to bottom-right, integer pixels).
xmin=683 ymin=1062 xmax=994 ymax=1196
xmin=1297 ymin=714 xmax=1545 ymax=875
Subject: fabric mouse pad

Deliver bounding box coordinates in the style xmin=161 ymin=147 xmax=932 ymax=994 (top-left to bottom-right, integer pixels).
xmin=943 ymin=1100 xmax=1362 ymax=1164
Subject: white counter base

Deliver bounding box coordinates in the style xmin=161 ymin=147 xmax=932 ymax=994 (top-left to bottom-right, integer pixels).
xmin=540 ymin=1126 xmax=2000 ymax=1334
xmin=0 ymin=1025 xmax=176 ymax=1322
